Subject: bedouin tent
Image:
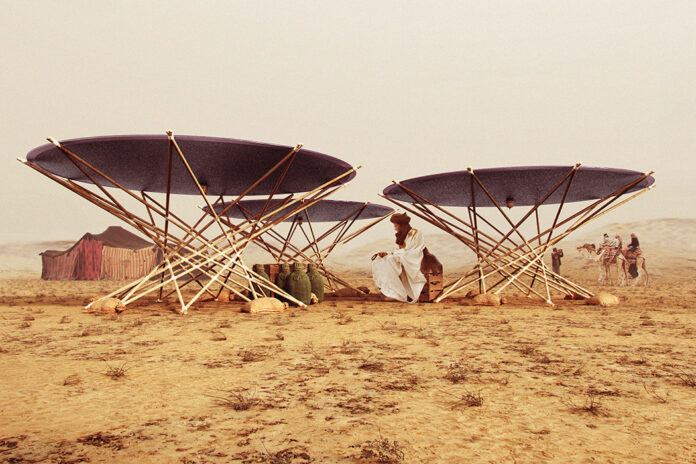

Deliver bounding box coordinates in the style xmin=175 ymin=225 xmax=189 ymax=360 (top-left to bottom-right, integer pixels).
xmin=40 ymin=226 xmax=161 ymax=280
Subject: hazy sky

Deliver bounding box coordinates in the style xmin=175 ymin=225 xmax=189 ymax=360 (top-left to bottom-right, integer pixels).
xmin=1 ymin=1 xmax=694 ymax=243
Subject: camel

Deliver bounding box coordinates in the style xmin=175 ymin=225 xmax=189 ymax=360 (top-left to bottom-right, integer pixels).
xmin=576 ymin=243 xmax=621 ymax=286
xmin=576 ymin=243 xmax=648 ymax=287
xmin=617 ymin=253 xmax=649 ymax=287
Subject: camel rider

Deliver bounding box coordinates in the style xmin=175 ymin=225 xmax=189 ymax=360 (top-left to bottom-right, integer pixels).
xmin=613 ymin=234 xmax=622 ymax=249
xmin=599 ymin=233 xmax=612 ymax=260
xmin=626 ymin=233 xmax=642 ymax=261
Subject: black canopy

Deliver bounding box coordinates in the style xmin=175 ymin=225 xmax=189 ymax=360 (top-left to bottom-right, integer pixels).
xmin=27 ymin=135 xmax=356 ymax=196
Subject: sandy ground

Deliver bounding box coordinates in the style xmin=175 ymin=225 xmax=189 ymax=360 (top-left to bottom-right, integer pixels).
xmin=1 ymin=249 xmax=695 ymax=463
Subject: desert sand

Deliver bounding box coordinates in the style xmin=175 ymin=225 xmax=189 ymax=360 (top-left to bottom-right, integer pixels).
xmin=1 ymin=225 xmax=695 ymax=463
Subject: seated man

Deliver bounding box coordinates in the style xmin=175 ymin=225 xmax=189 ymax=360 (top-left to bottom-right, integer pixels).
xmin=371 ymin=212 xmax=427 ymax=303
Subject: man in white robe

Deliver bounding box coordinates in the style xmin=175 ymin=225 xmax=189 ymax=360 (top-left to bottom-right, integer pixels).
xmin=371 ymin=213 xmax=427 ymax=303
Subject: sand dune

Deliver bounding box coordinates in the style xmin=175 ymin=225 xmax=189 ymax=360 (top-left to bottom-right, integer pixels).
xmin=578 ymin=218 xmax=696 ymax=249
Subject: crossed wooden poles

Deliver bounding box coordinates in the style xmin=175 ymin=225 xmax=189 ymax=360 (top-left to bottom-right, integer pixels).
xmin=210 ymin=200 xmax=393 ymax=294
xmin=380 ymin=164 xmax=654 ymax=304
xmin=20 ymin=131 xmax=359 ymax=313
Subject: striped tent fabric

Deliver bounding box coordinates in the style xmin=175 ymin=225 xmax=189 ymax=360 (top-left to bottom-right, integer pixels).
xmin=40 ymin=226 xmax=161 ymax=281
xmin=100 ymin=246 xmax=160 ymax=280
xmin=41 ymin=249 xmax=79 ymax=280
xmin=73 ymin=239 xmax=104 ymax=280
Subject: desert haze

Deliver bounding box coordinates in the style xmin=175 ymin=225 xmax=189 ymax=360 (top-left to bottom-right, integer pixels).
xmin=0 ymin=218 xmax=695 ymax=463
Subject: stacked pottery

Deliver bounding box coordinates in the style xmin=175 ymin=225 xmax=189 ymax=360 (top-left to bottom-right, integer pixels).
xmin=252 ymin=264 xmax=271 ymax=297
xmin=275 ymin=263 xmax=291 ymax=301
xmin=306 ymin=263 xmax=324 ymax=303
xmin=286 ymin=262 xmax=312 ymax=305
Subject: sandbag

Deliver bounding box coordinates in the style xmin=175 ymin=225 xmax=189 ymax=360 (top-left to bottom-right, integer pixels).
xmin=241 ymin=297 xmax=288 ymax=313
xmin=585 ymin=292 xmax=620 ymax=307
xmin=470 ymin=293 xmax=501 ymax=307
xmin=88 ymin=297 xmax=125 ymax=314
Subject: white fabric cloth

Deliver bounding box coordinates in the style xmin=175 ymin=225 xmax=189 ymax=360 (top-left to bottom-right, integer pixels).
xmin=372 ymin=228 xmax=427 ymax=303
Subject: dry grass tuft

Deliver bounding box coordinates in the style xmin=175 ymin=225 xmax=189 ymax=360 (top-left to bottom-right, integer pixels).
xmin=206 ymin=388 xmax=259 ymax=411
xmin=674 ymin=368 xmax=696 ymax=388
xmin=444 ymin=361 xmax=469 ymax=384
xmin=451 ymin=389 xmax=484 ymax=408
xmin=562 ymin=392 xmax=608 ymax=416
xmin=104 ymin=362 xmax=130 ymax=379
xmin=642 ymin=381 xmax=669 ymax=403
xmin=338 ymin=339 xmax=360 ymax=355
xmin=357 ymin=437 xmax=405 ymax=463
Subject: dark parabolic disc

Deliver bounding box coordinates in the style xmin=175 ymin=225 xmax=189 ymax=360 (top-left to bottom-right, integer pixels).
xmin=383 ymin=166 xmax=655 ymax=208
xmin=210 ymin=199 xmax=393 ymax=223
xmin=26 ymin=135 xmax=356 ymax=196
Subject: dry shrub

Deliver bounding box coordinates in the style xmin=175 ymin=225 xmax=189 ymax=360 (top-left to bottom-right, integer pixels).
xmin=302 ymin=342 xmax=323 ymax=361
xmin=642 ymin=382 xmax=669 ymax=403
xmin=562 ymin=392 xmax=608 ymax=416
xmin=19 ymin=321 xmax=31 ymax=329
xmin=210 ymin=330 xmax=227 ymax=341
xmin=104 ymin=361 xmax=130 ymax=379
xmin=357 ymin=438 xmax=405 ymax=463
xmin=444 ymin=361 xmax=468 ymax=384
xmin=275 ymin=331 xmax=285 ymax=341
xmin=674 ymin=368 xmax=696 ymax=388
xmin=338 ymin=339 xmax=360 ymax=354
xmin=451 ymin=390 xmax=484 ymax=408
xmin=207 ymin=389 xmax=259 ymax=411
xmin=59 ymin=315 xmax=71 ymax=324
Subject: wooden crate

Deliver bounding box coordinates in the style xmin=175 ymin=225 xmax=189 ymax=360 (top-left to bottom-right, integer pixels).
xmin=419 ymin=271 xmax=443 ymax=302
xmin=263 ymin=264 xmax=280 ymax=286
